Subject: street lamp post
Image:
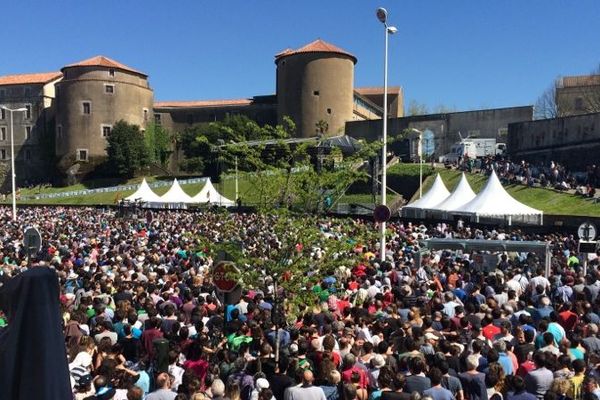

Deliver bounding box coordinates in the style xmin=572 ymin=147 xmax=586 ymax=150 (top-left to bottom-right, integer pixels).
xmin=376 ymin=7 xmax=397 ymax=262
xmin=1 ymin=106 xmax=27 ymax=222
xmin=407 ymin=128 xmax=425 ymax=199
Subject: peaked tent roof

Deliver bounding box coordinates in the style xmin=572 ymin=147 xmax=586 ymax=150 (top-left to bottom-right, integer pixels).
xmin=160 ymin=179 xmax=194 ymax=203
xmin=63 ymin=56 xmax=146 ymax=76
xmin=125 ymin=178 xmax=162 ymax=202
xmin=191 ymin=178 xmax=235 ymax=206
xmin=431 ymin=173 xmax=476 ymax=211
xmin=275 ymin=39 xmax=357 ymax=64
xmin=403 ymin=174 xmax=450 ymax=209
xmin=453 ymin=170 xmax=542 ymax=216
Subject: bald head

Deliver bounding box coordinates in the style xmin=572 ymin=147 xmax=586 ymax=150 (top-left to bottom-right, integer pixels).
xmin=303 ymin=370 xmax=314 ymax=385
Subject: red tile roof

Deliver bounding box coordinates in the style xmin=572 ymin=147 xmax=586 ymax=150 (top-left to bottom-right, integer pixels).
xmin=0 ymin=71 xmax=62 ymax=86
xmin=355 ymin=86 xmax=401 ymax=95
xmin=63 ymin=56 xmax=146 ymax=76
xmin=275 ymin=39 xmax=357 ymax=64
xmin=154 ymin=98 xmax=253 ymax=108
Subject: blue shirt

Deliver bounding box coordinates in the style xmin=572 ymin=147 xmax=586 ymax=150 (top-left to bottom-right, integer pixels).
xmin=498 ymin=352 xmax=514 ymax=375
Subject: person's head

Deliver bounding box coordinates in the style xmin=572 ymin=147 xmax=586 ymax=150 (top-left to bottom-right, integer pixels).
xmin=127 ymin=386 xmax=144 ymax=400
xmin=329 ymin=370 xmax=341 ymax=385
xmin=429 ymin=367 xmax=443 ymax=386
xmin=303 ymin=370 xmax=314 ymax=385
xmin=156 ymin=373 xmax=171 ymax=389
xmin=211 ymin=379 xmax=225 ymax=397
xmin=512 ymin=376 xmax=526 ymax=393
xmin=466 ymin=355 xmax=479 ymax=371
xmin=343 ymin=383 xmax=357 ymax=400
xmin=533 ymin=351 xmax=547 ymax=368
xmin=573 ymin=359 xmax=586 ymax=374
xmin=585 ymin=377 xmax=599 ymax=393
xmin=551 ymin=378 xmax=571 ymax=396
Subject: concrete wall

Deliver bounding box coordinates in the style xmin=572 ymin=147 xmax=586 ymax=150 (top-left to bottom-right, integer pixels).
xmin=55 ymin=66 xmax=154 ymax=173
xmin=508 ymin=112 xmax=600 ymax=169
xmin=276 ymin=53 xmax=354 ymax=137
xmin=345 ymin=106 xmax=533 ymax=159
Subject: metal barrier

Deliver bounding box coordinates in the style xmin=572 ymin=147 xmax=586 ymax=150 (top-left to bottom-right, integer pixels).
xmin=21 ymin=177 xmax=207 ymax=201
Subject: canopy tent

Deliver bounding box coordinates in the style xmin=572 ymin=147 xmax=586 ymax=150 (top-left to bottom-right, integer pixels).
xmin=159 ymin=179 xmax=194 ymax=204
xmin=191 ymin=178 xmax=235 ymax=207
xmin=429 ymin=173 xmax=476 ymax=218
xmin=401 ymin=174 xmax=450 ymax=219
xmin=125 ymin=178 xmax=162 ymax=203
xmin=451 ymin=170 xmax=543 ymax=225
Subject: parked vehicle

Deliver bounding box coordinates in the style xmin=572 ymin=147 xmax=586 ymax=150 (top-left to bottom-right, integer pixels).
xmin=439 ymin=137 xmax=506 ymax=163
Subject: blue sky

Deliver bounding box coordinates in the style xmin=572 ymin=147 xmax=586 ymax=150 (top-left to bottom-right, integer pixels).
xmin=2 ymin=1 xmax=599 ymax=112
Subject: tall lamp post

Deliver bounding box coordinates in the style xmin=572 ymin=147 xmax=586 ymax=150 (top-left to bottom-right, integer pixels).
xmin=376 ymin=7 xmax=397 ymax=262
xmin=1 ymin=106 xmax=27 ymax=222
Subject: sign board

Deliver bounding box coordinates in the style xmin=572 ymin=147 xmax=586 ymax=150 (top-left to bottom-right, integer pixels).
xmin=373 ymin=205 xmax=391 ymax=223
xmin=579 ymin=241 xmax=599 ymax=254
xmin=23 ymin=226 xmax=42 ymax=257
xmin=578 ymin=222 xmax=597 ymax=241
xmin=213 ymin=261 xmax=239 ymax=293
xmin=472 ymin=253 xmax=499 ymax=273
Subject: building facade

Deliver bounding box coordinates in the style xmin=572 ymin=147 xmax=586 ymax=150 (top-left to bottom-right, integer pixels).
xmin=556 ymin=75 xmax=600 ymax=116
xmin=0 ymin=72 xmax=62 ymax=186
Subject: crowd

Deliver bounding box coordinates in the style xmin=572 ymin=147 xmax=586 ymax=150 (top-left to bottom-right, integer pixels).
xmin=0 ymin=206 xmax=600 ymax=400
xmin=454 ymin=157 xmax=599 ymax=193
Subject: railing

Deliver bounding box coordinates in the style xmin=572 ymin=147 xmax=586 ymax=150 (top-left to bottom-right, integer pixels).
xmin=21 ymin=177 xmax=207 ymax=201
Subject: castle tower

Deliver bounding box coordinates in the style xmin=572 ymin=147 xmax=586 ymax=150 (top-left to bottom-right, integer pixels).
xmin=55 ymin=56 xmax=154 ymax=175
xmin=275 ymin=39 xmax=356 ymax=138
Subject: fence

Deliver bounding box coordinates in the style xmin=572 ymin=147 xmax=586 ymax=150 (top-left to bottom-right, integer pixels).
xmin=21 ymin=177 xmax=208 ymax=201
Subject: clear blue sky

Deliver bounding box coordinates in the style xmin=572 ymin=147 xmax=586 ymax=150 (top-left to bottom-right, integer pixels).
xmin=2 ymin=1 xmax=599 ymax=112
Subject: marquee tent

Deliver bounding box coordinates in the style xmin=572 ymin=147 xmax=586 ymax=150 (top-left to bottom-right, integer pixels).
xmin=159 ymin=179 xmax=194 ymax=204
xmin=429 ymin=173 xmax=476 ymax=217
xmin=191 ymin=178 xmax=235 ymax=207
xmin=451 ymin=170 xmax=543 ymax=225
xmin=401 ymin=174 xmax=450 ymax=219
xmin=125 ymin=178 xmax=162 ymax=203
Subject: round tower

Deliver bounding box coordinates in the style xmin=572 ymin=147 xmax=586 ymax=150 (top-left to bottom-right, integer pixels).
xmin=275 ymin=39 xmax=356 ymax=138
xmin=55 ymin=56 xmax=154 ymax=176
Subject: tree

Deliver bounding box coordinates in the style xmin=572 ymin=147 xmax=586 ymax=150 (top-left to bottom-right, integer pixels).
xmin=315 ymin=119 xmax=329 ymax=136
xmin=407 ymin=100 xmax=430 ymax=116
xmin=144 ymin=123 xmax=171 ymax=166
xmin=106 ymin=120 xmax=150 ymax=178
xmin=534 ymin=81 xmax=562 ymax=120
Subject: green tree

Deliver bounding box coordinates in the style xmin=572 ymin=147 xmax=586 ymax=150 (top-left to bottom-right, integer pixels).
xmin=144 ymin=123 xmax=171 ymax=166
xmin=106 ymin=120 xmax=150 ymax=178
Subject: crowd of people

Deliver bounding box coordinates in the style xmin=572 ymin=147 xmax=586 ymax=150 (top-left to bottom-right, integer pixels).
xmin=0 ymin=206 xmax=600 ymax=400
xmin=454 ymin=157 xmax=599 ymax=194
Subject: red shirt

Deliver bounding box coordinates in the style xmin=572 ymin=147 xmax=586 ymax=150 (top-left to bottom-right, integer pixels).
xmin=482 ymin=324 xmax=501 ymax=341
xmin=558 ymin=310 xmax=578 ymax=332
xmin=342 ymin=365 xmax=369 ymax=388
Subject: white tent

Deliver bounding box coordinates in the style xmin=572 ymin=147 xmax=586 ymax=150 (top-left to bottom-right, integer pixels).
xmin=125 ymin=178 xmax=162 ymax=203
xmin=451 ymin=170 xmax=543 ymax=225
xmin=430 ymin=173 xmax=476 ymax=214
xmin=402 ymin=174 xmax=450 ymax=218
xmin=159 ymin=179 xmax=194 ymax=204
xmin=191 ymin=178 xmax=235 ymax=207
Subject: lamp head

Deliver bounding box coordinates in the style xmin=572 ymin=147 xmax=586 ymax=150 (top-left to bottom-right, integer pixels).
xmin=387 ymin=26 xmax=398 ymax=34
xmin=376 ymin=7 xmax=388 ymax=24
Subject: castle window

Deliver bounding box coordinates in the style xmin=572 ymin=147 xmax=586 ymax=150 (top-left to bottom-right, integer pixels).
xmin=25 ymin=126 xmax=32 ymax=140
xmin=101 ymin=124 xmax=112 ymax=138
xmin=327 ymin=108 xmax=332 ymax=114
xmin=313 ymin=91 xmax=320 ymax=96
xmin=104 ymin=84 xmax=114 ymax=94
xmin=0 ymin=108 xmax=4 ymax=120
xmin=56 ymin=125 xmax=63 ymax=139
xmin=143 ymin=108 xmax=148 ymax=121
xmin=25 ymin=104 xmax=32 ymax=120
xmin=155 ymin=114 xmax=162 ymax=126
xmin=0 ymin=127 xmax=6 ymax=141
xmin=77 ymin=149 xmax=88 ymax=162
xmin=82 ymin=101 xmax=91 ymax=115
xmin=0 ymin=149 xmax=6 ymax=160
xmin=109 ymin=69 xmax=115 ymax=77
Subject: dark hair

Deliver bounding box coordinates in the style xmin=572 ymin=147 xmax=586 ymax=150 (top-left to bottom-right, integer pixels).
xmin=429 ymin=367 xmax=443 ymax=386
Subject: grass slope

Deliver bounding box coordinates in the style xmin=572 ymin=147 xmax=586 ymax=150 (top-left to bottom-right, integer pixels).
xmin=415 ymin=168 xmax=600 ymax=217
